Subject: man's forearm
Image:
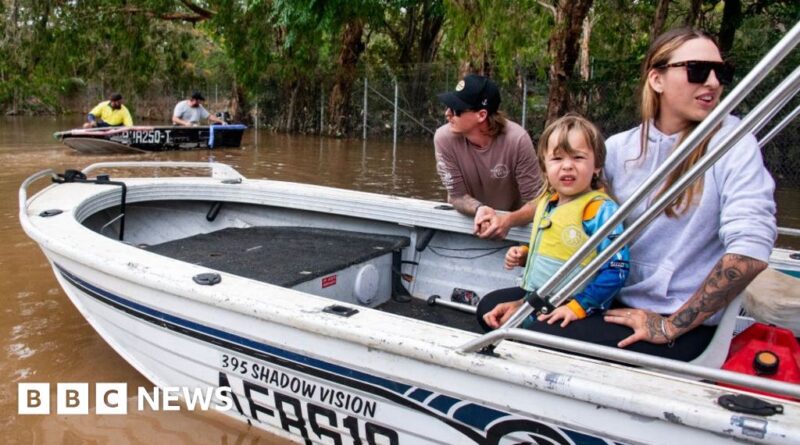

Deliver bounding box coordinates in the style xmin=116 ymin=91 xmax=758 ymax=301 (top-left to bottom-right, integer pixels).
xmin=449 ymin=194 xmax=483 ymax=216
xmin=502 ymin=201 xmax=535 ymax=227
xmin=664 ymin=253 xmax=767 ymax=339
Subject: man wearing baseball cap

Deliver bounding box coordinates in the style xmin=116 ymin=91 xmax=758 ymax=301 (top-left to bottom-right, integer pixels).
xmin=172 ymin=91 xmax=226 ymax=126
xmin=435 ymin=74 xmax=541 ymax=239
xmin=83 ymin=92 xmax=134 ymax=128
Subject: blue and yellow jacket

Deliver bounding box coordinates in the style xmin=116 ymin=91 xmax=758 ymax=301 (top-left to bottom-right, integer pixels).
xmin=522 ymin=190 xmax=629 ymax=318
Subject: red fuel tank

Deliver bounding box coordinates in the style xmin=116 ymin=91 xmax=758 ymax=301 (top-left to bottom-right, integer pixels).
xmin=721 ymin=322 xmax=800 ymax=400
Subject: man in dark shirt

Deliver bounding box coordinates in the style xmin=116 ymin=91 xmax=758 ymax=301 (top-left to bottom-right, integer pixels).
xmin=435 ymin=74 xmax=542 ymax=239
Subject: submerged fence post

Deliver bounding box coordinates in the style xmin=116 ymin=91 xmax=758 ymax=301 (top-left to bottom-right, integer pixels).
xmin=320 ymin=90 xmax=325 ymax=135
xmin=363 ymin=77 xmax=368 ymax=140
xmin=393 ymin=78 xmax=399 ymax=149
xmin=521 ymin=77 xmax=528 ymax=130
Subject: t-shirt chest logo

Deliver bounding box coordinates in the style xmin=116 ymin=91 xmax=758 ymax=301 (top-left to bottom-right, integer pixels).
xmin=491 ymin=164 xmax=509 ymax=179
xmin=561 ymin=224 xmax=586 ymax=248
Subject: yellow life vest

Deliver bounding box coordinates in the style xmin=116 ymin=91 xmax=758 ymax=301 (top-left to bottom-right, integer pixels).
xmin=521 ymin=190 xmax=609 ymax=292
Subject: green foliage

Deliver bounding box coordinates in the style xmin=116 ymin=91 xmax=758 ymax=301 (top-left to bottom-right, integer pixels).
xmin=0 ymin=0 xmax=797 ymax=157
xmin=438 ymin=0 xmax=552 ymax=82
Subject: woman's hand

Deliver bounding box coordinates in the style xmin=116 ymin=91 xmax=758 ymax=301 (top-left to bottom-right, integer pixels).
xmin=504 ymin=246 xmax=529 ymax=270
xmin=604 ymin=308 xmax=674 ymax=347
xmin=537 ymin=305 xmax=579 ymax=327
xmin=483 ymin=299 xmax=524 ymax=329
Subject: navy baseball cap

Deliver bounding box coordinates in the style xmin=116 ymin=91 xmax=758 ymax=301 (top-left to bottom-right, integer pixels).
xmin=437 ymin=74 xmax=501 ymax=115
xmin=191 ymin=91 xmax=206 ymax=101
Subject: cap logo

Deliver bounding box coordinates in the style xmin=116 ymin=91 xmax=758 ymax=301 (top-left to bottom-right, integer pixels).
xmin=455 ymin=80 xmax=465 ymax=91
xmin=481 ymin=99 xmax=488 ymax=106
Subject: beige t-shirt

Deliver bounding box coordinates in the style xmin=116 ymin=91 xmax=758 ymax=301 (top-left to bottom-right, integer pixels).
xmin=434 ymin=120 xmax=541 ymax=211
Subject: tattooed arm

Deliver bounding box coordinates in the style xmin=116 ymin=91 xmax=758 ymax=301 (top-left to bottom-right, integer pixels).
xmin=448 ymin=194 xmax=484 ymax=216
xmin=605 ymin=253 xmax=767 ymax=347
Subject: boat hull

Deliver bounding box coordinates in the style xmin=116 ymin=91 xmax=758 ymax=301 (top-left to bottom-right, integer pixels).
xmin=19 ymin=164 xmax=800 ymax=444
xmin=49 ymin=257 xmax=739 ymax=445
xmin=54 ymin=125 xmax=247 ymax=153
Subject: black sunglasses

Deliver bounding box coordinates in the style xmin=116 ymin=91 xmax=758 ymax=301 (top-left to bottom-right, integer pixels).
xmin=453 ymin=108 xmax=475 ymax=117
xmin=656 ymin=60 xmax=735 ymax=86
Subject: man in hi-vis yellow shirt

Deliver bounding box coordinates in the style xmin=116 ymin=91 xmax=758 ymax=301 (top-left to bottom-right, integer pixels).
xmin=83 ymin=92 xmax=133 ymax=128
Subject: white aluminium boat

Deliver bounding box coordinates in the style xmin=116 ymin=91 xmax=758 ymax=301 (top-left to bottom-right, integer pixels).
xmin=18 ymin=160 xmax=800 ymax=445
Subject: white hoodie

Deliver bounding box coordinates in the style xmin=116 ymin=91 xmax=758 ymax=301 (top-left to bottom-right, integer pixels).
xmin=605 ymin=115 xmax=777 ymax=324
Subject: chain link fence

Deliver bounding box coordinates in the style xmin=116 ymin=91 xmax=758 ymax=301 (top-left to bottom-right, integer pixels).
xmin=66 ymin=61 xmax=799 ymax=187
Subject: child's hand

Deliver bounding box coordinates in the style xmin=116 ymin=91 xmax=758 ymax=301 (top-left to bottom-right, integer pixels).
xmin=537 ymin=305 xmax=579 ymax=327
xmin=504 ymin=246 xmax=528 ymax=270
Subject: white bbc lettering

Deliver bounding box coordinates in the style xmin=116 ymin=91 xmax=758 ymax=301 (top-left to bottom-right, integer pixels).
xmin=19 ymin=383 xmax=230 ymax=415
xmin=57 ymin=383 xmax=89 ymax=415
xmin=162 ymin=387 xmax=182 ymax=411
xmin=184 ymin=387 xmax=219 ymax=411
xmin=18 ymin=383 xmax=50 ymax=415
xmin=137 ymin=387 xmax=181 ymax=411
xmin=137 ymin=386 xmax=234 ymax=412
xmin=96 ymin=383 xmax=128 ymax=415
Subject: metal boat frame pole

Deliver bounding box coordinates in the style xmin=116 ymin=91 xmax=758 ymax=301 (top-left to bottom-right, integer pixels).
xmin=476 ymin=21 xmax=800 ymax=334
xmin=759 ymin=103 xmax=800 ymax=148
xmin=465 ymin=328 xmax=800 ymax=399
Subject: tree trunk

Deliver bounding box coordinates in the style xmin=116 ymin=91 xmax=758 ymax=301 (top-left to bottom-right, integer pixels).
xmin=545 ymin=0 xmax=594 ymax=125
xmin=718 ymin=0 xmax=742 ymax=57
xmin=577 ymin=12 xmax=593 ymax=112
xmin=327 ymin=19 xmax=365 ymax=137
xmin=651 ymin=0 xmax=670 ymax=41
xmin=579 ymin=14 xmax=592 ymax=81
xmin=685 ymin=0 xmax=702 ymax=27
xmin=453 ymin=0 xmax=486 ymax=77
xmin=409 ymin=2 xmax=444 ymax=110
xmin=229 ymin=80 xmax=250 ymax=125
xmin=285 ymin=81 xmax=299 ymax=132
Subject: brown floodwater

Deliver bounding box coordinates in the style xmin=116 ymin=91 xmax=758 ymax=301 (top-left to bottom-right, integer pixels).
xmin=2 ymin=116 xmax=798 ymax=444
xmin=1 ymin=116 xmax=443 ymax=445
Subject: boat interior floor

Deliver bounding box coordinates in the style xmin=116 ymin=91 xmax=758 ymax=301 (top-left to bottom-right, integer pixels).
xmin=144 ymin=226 xmax=482 ymax=333
xmin=145 ymin=226 xmax=410 ymax=287
xmin=377 ymin=297 xmax=483 ymax=333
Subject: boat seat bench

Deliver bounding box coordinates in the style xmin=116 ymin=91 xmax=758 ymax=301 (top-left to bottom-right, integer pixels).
xmin=145 ymin=226 xmax=410 ymax=287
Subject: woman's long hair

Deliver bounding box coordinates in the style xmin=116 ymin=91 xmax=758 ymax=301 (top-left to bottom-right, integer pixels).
xmin=637 ymin=27 xmax=722 ymax=217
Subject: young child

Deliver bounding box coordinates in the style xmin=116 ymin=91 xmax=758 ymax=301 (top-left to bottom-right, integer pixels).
xmin=498 ymin=114 xmax=629 ymax=328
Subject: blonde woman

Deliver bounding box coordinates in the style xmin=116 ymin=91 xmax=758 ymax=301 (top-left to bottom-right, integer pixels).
xmin=602 ymin=28 xmax=776 ymax=358
xmin=482 ymin=28 xmax=776 ymax=361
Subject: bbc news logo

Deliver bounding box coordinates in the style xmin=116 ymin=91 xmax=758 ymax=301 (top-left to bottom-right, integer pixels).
xmin=18 ymin=383 xmax=233 ymax=415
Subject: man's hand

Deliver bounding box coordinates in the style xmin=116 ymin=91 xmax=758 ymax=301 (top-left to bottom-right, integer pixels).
xmin=476 ymin=213 xmax=514 ymax=239
xmin=473 ymin=205 xmax=496 ymax=236
xmin=476 ymin=201 xmax=535 ymax=240
xmin=482 ymin=299 xmax=524 ymax=329
xmin=172 ymin=117 xmax=190 ymax=126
